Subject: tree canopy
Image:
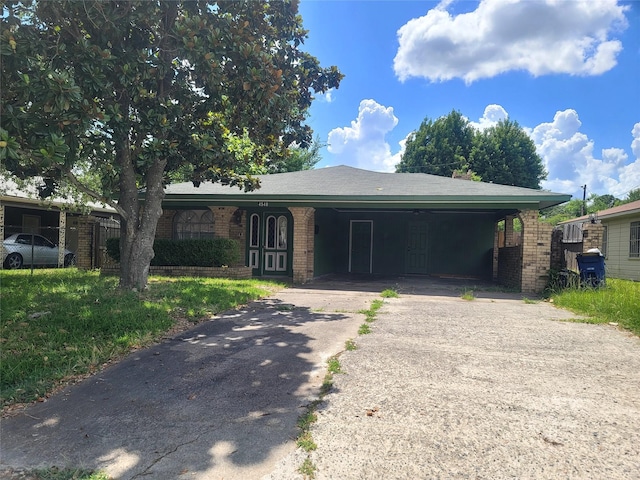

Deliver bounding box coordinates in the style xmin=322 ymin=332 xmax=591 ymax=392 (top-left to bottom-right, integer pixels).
xmin=1 ymin=0 xmax=342 ymax=289
xmin=396 ymin=111 xmax=547 ymax=189
xmin=396 ymin=110 xmax=474 ymax=178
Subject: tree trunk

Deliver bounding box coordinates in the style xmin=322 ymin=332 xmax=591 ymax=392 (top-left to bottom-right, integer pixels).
xmin=115 ymin=131 xmax=167 ymax=290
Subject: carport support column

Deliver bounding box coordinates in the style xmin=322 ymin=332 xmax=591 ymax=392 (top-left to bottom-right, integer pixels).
xmin=58 ymin=211 xmax=67 ymax=267
xmin=288 ymin=207 xmax=315 ymax=284
xmin=211 ymin=206 xmax=234 ymax=239
xmin=519 ymin=210 xmax=553 ymax=294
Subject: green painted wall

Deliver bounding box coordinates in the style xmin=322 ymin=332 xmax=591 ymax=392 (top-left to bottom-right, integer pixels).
xmin=313 ymin=209 xmax=494 ymax=278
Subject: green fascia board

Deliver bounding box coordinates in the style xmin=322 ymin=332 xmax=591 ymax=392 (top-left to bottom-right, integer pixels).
xmin=161 ymin=193 xmax=571 ymax=210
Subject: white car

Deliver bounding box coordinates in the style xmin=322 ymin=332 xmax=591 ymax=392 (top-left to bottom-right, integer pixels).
xmin=2 ymin=233 xmax=76 ymax=269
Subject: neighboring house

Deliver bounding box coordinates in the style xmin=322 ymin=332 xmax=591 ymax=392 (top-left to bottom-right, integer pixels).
xmin=0 ymin=178 xmax=118 ymax=269
xmin=559 ymin=200 xmax=640 ymax=281
xmin=158 ymin=166 xmax=571 ymax=293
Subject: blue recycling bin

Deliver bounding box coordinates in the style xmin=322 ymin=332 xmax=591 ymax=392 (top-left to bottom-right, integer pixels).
xmin=576 ymin=251 xmax=606 ymax=287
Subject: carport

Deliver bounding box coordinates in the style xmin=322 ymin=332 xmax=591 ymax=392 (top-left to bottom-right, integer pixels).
xmin=160 ymin=166 xmax=571 ymax=293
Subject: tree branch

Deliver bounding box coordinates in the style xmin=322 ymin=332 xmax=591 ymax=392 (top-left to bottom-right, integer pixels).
xmin=63 ymin=169 xmax=127 ymax=219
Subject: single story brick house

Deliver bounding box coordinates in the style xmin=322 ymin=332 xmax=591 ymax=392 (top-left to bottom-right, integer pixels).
xmin=559 ymin=200 xmax=640 ymax=281
xmin=157 ymin=166 xmax=570 ymax=293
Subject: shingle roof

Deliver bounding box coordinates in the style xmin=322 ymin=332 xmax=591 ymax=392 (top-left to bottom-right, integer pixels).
xmin=559 ymin=199 xmax=640 ymax=224
xmin=162 ymin=165 xmax=570 ymax=210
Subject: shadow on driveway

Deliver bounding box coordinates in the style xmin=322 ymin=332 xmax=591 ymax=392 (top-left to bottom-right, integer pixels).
xmin=0 ymin=295 xmax=366 ymax=479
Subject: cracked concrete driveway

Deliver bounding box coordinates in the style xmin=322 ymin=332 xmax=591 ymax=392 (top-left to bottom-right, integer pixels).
xmin=0 ymin=283 xmax=380 ymax=479
xmin=2 ymin=276 xmax=639 ymax=480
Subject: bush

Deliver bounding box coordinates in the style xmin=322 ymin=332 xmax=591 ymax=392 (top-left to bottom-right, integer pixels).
xmin=105 ymin=238 xmax=241 ymax=267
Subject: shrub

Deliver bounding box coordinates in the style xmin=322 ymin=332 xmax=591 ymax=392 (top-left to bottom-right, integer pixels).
xmin=105 ymin=238 xmax=241 ymax=267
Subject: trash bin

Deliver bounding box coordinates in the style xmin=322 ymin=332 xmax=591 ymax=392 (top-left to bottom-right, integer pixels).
xmin=576 ymin=249 xmax=606 ymax=287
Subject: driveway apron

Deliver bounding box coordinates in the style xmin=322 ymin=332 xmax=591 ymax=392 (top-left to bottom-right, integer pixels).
xmin=0 ymin=286 xmax=379 ymax=479
xmin=301 ymin=288 xmax=640 ymax=479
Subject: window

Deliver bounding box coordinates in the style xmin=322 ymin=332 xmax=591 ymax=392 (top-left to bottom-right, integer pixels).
xmin=173 ymin=210 xmax=214 ymax=240
xmin=249 ymin=214 xmax=260 ymax=248
xmin=630 ymin=221 xmax=640 ymax=258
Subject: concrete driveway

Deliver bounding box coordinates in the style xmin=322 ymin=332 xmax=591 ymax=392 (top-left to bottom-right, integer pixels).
xmin=289 ymin=280 xmax=640 ymax=479
xmin=0 ymin=282 xmax=381 ymax=479
xmin=2 ymin=276 xmax=639 ymax=479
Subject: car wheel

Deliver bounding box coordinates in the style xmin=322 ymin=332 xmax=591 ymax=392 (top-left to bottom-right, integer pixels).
xmin=64 ymin=253 xmax=76 ymax=267
xmin=4 ymin=253 xmax=23 ymax=269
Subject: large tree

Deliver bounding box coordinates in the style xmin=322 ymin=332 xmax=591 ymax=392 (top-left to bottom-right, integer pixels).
xmin=396 ymin=111 xmax=547 ymax=189
xmin=395 ymin=110 xmax=474 ymax=177
xmin=1 ymin=0 xmax=342 ymax=290
xmin=470 ymin=119 xmax=547 ymax=189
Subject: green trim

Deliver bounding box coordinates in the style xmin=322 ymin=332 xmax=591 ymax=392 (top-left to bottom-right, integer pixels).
xmin=162 ymin=195 xmax=570 ymax=211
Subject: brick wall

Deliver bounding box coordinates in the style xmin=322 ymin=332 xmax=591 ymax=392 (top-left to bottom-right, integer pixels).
xmin=497 ymin=246 xmax=522 ymax=289
xmin=496 ymin=210 xmax=555 ymax=293
xmin=228 ymin=209 xmax=246 ymax=264
xmin=550 ymin=228 xmax=564 ymax=270
xmin=519 ymin=210 xmax=553 ymax=293
xmin=156 ymin=210 xmax=175 ymax=239
xmin=582 ymin=223 xmax=604 ymax=252
xmin=101 ymin=265 xmax=252 ymax=279
xmin=76 ymin=215 xmax=95 ymax=269
xmin=288 ymin=207 xmax=315 ymax=283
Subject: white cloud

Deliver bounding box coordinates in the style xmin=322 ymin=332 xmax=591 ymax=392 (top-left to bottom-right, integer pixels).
xmin=468 ymin=104 xmax=508 ymax=131
xmin=532 ymin=110 xmax=640 ymax=198
xmin=394 ymin=0 xmax=628 ymax=84
xmin=325 ymin=102 xmax=639 ymax=196
xmin=327 ymin=99 xmax=400 ymax=171
xmin=316 ymin=88 xmax=336 ymax=103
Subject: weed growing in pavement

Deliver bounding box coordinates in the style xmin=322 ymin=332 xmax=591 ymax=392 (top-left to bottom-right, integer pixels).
xmin=296 ymin=355 xmax=346 ymax=478
xmin=358 ymin=323 xmax=372 ymax=335
xmin=381 ymin=288 xmax=399 ymax=298
xmin=327 ymin=355 xmax=343 ymax=374
xmin=345 ymin=339 xmax=357 ymax=351
xmin=299 ymin=457 xmax=317 ymax=479
xmin=460 ymin=290 xmax=475 ymax=301
xmin=522 ymin=297 xmax=538 ymax=304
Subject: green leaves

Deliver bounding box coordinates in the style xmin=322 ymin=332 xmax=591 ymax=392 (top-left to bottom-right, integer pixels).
xmin=397 ymin=112 xmax=546 ymax=189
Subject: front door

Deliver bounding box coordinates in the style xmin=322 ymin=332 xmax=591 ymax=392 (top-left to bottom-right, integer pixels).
xmin=406 ymin=221 xmax=429 ymax=274
xmin=349 ymin=220 xmax=373 ymax=274
xmin=247 ymin=211 xmax=292 ymax=276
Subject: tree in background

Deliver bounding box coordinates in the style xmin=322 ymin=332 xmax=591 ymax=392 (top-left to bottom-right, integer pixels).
xmin=470 ymin=119 xmax=546 ymax=189
xmin=396 ymin=110 xmax=474 ymax=177
xmin=1 ymin=0 xmax=342 ymax=290
xmin=396 ymin=111 xmax=547 ymax=189
xmin=622 ymin=188 xmax=640 ymax=204
xmin=268 ymin=135 xmax=323 ymax=173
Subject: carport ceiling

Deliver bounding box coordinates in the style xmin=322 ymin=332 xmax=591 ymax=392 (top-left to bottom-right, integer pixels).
xmin=161 ymin=165 xmax=571 ymax=211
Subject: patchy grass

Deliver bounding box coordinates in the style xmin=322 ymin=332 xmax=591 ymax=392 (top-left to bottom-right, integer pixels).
xmin=345 ymin=339 xmax=357 ymax=351
xmin=0 ymin=269 xmax=281 ymax=409
xmin=296 ymin=354 xmax=347 ymax=478
xmin=460 ymin=290 xmax=475 ymax=301
xmin=358 ymin=323 xmax=372 ymax=335
xmin=380 ymin=288 xmax=399 ymax=298
xmin=522 ymin=297 xmax=539 ymax=304
xmin=298 ymin=457 xmax=317 ymax=479
xmin=549 ymin=278 xmax=640 ymax=336
xmin=28 ymin=468 xmax=111 ymax=480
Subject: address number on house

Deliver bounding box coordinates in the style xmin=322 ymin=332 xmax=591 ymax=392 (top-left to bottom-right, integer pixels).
xmin=258 ymin=202 xmax=269 ymax=207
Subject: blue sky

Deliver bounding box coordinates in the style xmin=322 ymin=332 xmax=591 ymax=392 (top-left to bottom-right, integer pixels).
xmin=298 ymin=0 xmax=640 ymax=200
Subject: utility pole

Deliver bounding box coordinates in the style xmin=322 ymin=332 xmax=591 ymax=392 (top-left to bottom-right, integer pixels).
xmin=581 ymin=184 xmax=587 ymax=216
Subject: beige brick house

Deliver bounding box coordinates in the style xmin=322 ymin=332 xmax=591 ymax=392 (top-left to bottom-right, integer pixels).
xmin=159 ymin=166 xmax=570 ymax=293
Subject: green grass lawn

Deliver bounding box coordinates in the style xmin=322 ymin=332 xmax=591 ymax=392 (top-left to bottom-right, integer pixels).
xmin=0 ymin=269 xmax=282 ymax=408
xmin=549 ymin=278 xmax=640 ymax=335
